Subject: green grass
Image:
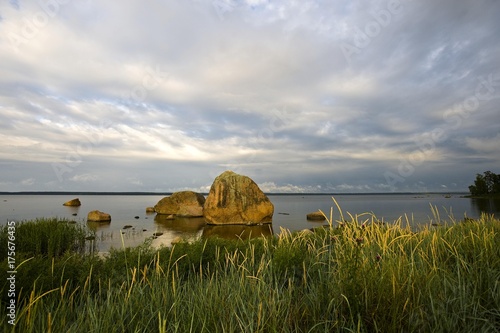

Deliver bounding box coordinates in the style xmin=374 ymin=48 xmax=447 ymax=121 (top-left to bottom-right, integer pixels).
xmin=0 ymin=218 xmax=91 ymax=261
xmin=1 ymin=203 xmax=499 ymax=332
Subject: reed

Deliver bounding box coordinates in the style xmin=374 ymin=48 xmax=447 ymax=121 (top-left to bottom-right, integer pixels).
xmin=1 ymin=201 xmax=499 ymax=332
xmin=0 ymin=218 xmax=91 ymax=260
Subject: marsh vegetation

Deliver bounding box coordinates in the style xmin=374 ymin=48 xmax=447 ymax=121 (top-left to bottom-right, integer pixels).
xmin=1 ymin=201 xmax=499 ymax=332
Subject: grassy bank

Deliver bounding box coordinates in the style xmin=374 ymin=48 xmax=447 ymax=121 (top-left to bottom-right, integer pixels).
xmin=1 ymin=205 xmax=499 ymax=332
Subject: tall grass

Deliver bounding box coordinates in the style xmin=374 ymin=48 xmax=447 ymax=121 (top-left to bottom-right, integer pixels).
xmin=1 ymin=202 xmax=499 ymax=332
xmin=0 ymin=218 xmax=90 ymax=260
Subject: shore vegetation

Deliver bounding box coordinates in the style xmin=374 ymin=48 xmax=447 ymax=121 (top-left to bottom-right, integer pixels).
xmin=1 ymin=201 xmax=499 ymax=332
xmin=468 ymin=171 xmax=500 ymax=197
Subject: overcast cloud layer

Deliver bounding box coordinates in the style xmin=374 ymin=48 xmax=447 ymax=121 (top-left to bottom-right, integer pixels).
xmin=1 ymin=0 xmax=499 ymax=193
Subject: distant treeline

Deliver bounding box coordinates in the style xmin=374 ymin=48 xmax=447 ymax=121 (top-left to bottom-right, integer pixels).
xmin=469 ymin=171 xmax=500 ymax=196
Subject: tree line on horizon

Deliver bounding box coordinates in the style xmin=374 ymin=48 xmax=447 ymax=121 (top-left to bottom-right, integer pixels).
xmin=468 ymin=171 xmax=500 ymax=196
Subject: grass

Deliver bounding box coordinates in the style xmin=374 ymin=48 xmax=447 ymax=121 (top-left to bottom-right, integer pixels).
xmin=0 ymin=218 xmax=92 ymax=261
xmin=1 ymin=201 xmax=499 ymax=332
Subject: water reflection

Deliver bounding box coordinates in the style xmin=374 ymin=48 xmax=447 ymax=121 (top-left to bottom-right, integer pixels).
xmin=64 ymin=205 xmax=81 ymax=217
xmin=154 ymin=215 xmax=274 ymax=241
xmin=154 ymin=215 xmax=206 ymax=233
xmin=470 ymin=197 xmax=500 ymax=216
xmin=87 ymin=214 xmax=276 ymax=251
xmin=202 ymin=224 xmax=274 ymax=240
xmin=86 ymin=220 xmax=111 ymax=231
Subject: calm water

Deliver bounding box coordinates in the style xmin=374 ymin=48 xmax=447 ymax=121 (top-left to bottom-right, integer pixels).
xmin=1 ymin=193 xmax=498 ymax=252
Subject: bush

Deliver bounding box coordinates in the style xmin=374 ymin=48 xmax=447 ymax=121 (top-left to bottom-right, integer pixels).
xmin=469 ymin=171 xmax=500 ymax=196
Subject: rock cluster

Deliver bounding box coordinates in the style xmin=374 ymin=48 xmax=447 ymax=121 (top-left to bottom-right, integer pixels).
xmin=153 ymin=171 xmax=274 ymax=226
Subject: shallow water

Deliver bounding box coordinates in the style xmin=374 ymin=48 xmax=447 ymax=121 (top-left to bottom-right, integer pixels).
xmin=1 ymin=193 xmax=498 ymax=252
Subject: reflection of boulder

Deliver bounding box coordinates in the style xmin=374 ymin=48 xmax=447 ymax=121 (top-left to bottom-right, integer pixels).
xmin=202 ymin=224 xmax=273 ymax=240
xmin=87 ymin=210 xmax=111 ymax=222
xmin=154 ymin=191 xmax=205 ymax=217
xmin=203 ymin=170 xmax=274 ymax=225
xmin=87 ymin=220 xmax=111 ymax=231
xmin=63 ymin=198 xmax=81 ymax=206
xmin=154 ymin=215 xmax=206 ymax=233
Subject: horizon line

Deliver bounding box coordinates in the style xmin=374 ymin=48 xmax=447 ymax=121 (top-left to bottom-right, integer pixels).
xmin=0 ymin=191 xmax=470 ymax=196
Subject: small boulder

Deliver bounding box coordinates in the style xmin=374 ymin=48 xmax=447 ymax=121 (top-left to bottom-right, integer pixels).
xmin=154 ymin=191 xmax=205 ymax=217
xmin=203 ymin=170 xmax=274 ymax=225
xmin=306 ymin=211 xmax=326 ymax=221
xmin=63 ymin=198 xmax=81 ymax=206
xmin=146 ymin=206 xmax=155 ymax=213
xmin=87 ymin=210 xmax=111 ymax=222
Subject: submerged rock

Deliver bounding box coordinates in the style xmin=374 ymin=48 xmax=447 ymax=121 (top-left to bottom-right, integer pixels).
xmin=87 ymin=210 xmax=111 ymax=222
xmin=63 ymin=198 xmax=81 ymax=206
xmin=203 ymin=170 xmax=274 ymax=225
xmin=154 ymin=191 xmax=205 ymax=217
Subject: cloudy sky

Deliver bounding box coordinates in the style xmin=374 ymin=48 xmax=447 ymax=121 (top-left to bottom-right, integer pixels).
xmin=1 ymin=0 xmax=499 ymax=193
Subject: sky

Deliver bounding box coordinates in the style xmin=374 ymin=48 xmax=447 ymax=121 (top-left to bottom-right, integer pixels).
xmin=0 ymin=0 xmax=499 ymax=193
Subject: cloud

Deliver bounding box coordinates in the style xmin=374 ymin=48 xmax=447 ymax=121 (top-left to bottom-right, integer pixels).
xmin=465 ymin=134 xmax=500 ymax=155
xmin=0 ymin=0 xmax=499 ymax=192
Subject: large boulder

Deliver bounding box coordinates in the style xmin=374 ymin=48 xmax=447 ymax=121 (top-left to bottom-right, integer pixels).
xmin=154 ymin=191 xmax=205 ymax=217
xmin=203 ymin=170 xmax=274 ymax=225
xmin=63 ymin=198 xmax=81 ymax=206
xmin=87 ymin=210 xmax=111 ymax=222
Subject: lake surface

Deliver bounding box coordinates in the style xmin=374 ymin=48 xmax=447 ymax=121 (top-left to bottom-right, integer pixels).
xmin=1 ymin=193 xmax=498 ymax=252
